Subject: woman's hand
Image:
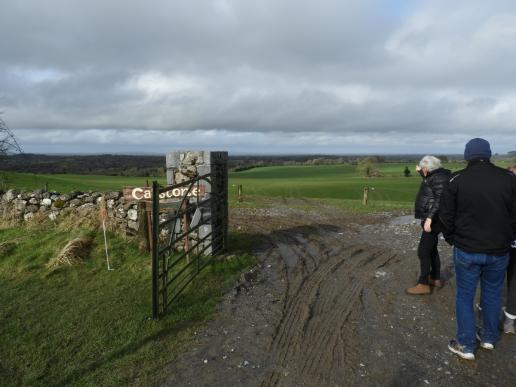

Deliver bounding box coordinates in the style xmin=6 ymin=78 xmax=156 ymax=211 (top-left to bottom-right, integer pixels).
xmin=424 ymin=218 xmax=432 ymax=232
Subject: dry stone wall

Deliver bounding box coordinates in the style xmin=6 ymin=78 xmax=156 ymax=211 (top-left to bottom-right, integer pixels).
xmin=1 ymin=151 xmax=229 ymax=249
xmin=0 ymin=188 xmax=141 ymax=234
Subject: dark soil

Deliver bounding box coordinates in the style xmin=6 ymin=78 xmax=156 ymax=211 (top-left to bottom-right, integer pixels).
xmin=159 ymin=199 xmax=516 ymax=387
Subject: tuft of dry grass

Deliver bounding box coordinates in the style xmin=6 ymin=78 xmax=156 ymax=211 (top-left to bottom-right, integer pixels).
xmin=0 ymin=207 xmax=23 ymax=228
xmin=56 ymin=208 xmax=101 ymax=231
xmin=0 ymin=238 xmax=20 ymax=257
xmin=47 ymin=237 xmax=94 ymax=269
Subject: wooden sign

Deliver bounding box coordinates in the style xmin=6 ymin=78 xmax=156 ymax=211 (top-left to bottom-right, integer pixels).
xmin=123 ymin=185 xmax=206 ymax=203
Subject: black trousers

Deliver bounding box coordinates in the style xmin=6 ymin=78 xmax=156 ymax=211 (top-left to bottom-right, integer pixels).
xmin=507 ymin=249 xmax=516 ymax=316
xmin=417 ymin=219 xmax=443 ymax=285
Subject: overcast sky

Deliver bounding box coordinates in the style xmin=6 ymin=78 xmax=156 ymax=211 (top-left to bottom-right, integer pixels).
xmin=1 ymin=0 xmax=515 ymax=154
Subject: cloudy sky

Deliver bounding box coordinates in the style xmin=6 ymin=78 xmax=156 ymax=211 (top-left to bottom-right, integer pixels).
xmin=1 ymin=0 xmax=515 ymax=154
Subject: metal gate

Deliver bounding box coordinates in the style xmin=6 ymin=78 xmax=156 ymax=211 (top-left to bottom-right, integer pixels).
xmin=151 ymin=173 xmax=226 ymax=318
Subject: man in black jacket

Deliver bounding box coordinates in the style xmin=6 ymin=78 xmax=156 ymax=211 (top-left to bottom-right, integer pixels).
xmin=440 ymin=138 xmax=516 ymax=360
xmin=406 ymin=156 xmax=451 ymax=295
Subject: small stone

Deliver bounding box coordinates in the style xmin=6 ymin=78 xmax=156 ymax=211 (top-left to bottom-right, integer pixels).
xmin=106 ymin=191 xmax=121 ymax=200
xmin=25 ymin=205 xmax=39 ymax=213
xmin=31 ymin=189 xmax=43 ymax=199
xmin=127 ymin=208 xmax=138 ymax=221
xmin=59 ymin=194 xmax=71 ymax=202
xmin=203 ymin=359 xmax=208 ymax=364
xmin=83 ymin=195 xmax=96 ymax=203
xmin=79 ymin=203 xmax=95 ymax=211
xmin=14 ymin=199 xmax=27 ymax=212
xmin=69 ymin=199 xmax=82 ymax=207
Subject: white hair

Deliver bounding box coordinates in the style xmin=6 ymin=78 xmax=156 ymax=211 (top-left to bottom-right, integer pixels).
xmin=418 ymin=155 xmax=442 ymax=172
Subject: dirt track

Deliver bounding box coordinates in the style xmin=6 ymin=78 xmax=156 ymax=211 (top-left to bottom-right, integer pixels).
xmin=161 ymin=199 xmax=516 ymax=387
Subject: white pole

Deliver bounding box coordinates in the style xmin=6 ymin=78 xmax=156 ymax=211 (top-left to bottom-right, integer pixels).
xmin=102 ymin=219 xmax=113 ymax=271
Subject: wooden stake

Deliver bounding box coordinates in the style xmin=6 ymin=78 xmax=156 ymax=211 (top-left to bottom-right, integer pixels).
xmin=238 ymin=184 xmax=243 ymax=202
xmin=99 ymin=195 xmax=113 ymax=271
xmin=182 ymin=200 xmax=191 ymax=263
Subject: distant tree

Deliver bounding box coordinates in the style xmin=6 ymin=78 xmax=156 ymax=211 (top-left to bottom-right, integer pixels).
xmin=357 ymin=156 xmax=378 ymax=177
xmin=404 ymin=166 xmax=411 ymax=177
xmin=0 ymin=115 xmax=22 ymax=156
xmin=437 ymin=155 xmax=449 ymax=163
xmin=0 ymin=115 xmax=23 ymax=189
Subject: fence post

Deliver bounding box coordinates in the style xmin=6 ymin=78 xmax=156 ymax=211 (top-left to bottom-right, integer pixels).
xmin=238 ymin=184 xmax=243 ymax=202
xmin=363 ymin=187 xmax=369 ymax=206
xmin=151 ymin=181 xmax=159 ymax=319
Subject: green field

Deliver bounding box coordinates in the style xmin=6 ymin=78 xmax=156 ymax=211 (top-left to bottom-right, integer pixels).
xmin=3 ymin=160 xmax=511 ymax=211
xmin=0 ymin=172 xmax=166 ymax=193
xmin=0 ymin=222 xmax=256 ymax=386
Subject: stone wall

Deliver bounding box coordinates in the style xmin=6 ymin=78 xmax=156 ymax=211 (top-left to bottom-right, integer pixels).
xmin=0 ymin=188 xmax=141 ymax=234
xmin=1 ymin=151 xmax=229 ymax=250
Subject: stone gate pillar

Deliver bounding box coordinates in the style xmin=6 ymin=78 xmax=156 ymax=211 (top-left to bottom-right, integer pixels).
xmin=165 ymin=150 xmax=228 ymax=255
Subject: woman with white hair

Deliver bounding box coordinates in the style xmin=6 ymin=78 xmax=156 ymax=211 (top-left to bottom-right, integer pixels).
xmin=406 ymin=155 xmax=451 ymax=295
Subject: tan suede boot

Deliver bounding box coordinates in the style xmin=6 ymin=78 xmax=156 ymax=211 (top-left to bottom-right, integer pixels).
xmin=405 ymin=283 xmax=431 ymax=295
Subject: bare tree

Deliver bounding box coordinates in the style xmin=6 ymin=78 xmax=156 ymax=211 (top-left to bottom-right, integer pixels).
xmin=0 ymin=114 xmax=22 ymax=155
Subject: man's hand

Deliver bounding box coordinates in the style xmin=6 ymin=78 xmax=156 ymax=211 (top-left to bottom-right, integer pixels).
xmin=424 ymin=218 xmax=432 ymax=232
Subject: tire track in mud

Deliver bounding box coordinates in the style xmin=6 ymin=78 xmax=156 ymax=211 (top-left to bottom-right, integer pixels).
xmin=260 ymin=227 xmax=397 ymax=387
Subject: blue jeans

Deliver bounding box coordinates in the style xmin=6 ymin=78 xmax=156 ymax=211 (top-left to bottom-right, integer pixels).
xmin=454 ymin=247 xmax=509 ymax=352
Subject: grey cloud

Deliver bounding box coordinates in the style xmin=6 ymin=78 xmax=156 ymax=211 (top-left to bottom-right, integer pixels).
xmin=1 ymin=0 xmax=516 ymax=153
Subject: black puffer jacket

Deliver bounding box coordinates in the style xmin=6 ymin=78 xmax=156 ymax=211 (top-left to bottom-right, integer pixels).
xmin=414 ymin=168 xmax=451 ymax=220
xmin=439 ymin=160 xmax=516 ymax=254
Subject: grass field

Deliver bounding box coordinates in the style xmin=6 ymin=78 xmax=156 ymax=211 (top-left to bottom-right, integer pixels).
xmin=0 ymin=224 xmax=256 ymax=386
xmin=2 ymin=160 xmax=511 ymax=212
xmin=0 ymin=162 xmax=466 ymax=211
xmin=230 ymin=162 xmax=477 ymax=210
xmin=0 ymin=171 xmax=166 ymax=193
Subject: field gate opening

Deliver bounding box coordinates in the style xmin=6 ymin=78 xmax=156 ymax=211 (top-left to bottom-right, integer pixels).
xmin=151 ymin=151 xmax=228 ymax=318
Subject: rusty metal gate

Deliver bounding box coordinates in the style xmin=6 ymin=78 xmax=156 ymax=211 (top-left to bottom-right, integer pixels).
xmin=151 ymin=173 xmax=227 ymax=318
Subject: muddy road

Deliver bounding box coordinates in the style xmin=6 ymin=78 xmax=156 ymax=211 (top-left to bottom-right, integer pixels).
xmin=161 ymin=199 xmax=516 ymax=387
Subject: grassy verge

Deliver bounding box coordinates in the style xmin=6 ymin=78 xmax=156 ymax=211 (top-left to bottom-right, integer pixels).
xmin=0 ymin=224 xmax=256 ymax=386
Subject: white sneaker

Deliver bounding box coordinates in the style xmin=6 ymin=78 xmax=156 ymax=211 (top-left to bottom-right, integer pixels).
xmin=448 ymin=340 xmax=475 ymax=360
xmin=503 ymin=315 xmax=515 ymax=334
xmin=480 ymin=342 xmax=494 ymax=350
xmin=476 ymin=331 xmax=495 ymax=350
